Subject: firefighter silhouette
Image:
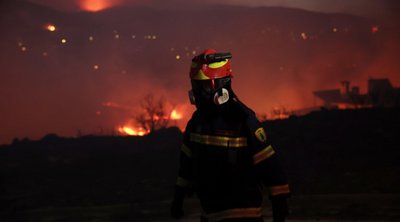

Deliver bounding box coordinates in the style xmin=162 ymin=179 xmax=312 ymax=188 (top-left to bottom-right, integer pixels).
xmin=171 ymin=49 xmax=290 ymax=222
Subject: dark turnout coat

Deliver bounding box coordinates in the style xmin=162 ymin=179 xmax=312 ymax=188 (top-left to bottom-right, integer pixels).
xmin=176 ymin=98 xmax=290 ymax=222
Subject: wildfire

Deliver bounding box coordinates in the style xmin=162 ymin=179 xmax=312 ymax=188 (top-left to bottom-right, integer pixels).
xmin=115 ymin=109 xmax=183 ymax=136
xmin=79 ymin=0 xmax=120 ymax=12
xmin=170 ymin=109 xmax=183 ymax=120
xmin=269 ymin=106 xmax=292 ymax=120
xmin=118 ymin=126 xmax=149 ymax=136
xmin=337 ymin=103 xmax=373 ymax=110
xmin=147 ymin=109 xmax=183 ymax=121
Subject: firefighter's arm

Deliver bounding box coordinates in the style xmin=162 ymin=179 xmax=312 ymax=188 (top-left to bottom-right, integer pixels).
xmin=171 ymin=129 xmax=194 ymax=219
xmin=246 ymin=115 xmax=290 ymax=221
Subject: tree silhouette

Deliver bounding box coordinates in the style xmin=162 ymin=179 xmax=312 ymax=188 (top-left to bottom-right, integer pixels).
xmin=135 ymin=94 xmax=174 ymax=132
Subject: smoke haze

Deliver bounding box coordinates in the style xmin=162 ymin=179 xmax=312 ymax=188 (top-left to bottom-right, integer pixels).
xmin=0 ymin=1 xmax=399 ymax=144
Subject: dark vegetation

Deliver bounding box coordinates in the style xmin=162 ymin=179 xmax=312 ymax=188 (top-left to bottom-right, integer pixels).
xmin=1 ymin=108 xmax=400 ymax=221
xmin=267 ymin=107 xmax=400 ymax=194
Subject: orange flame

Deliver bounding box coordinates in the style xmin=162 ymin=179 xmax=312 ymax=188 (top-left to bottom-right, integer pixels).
xmin=170 ymin=109 xmax=183 ymax=120
xmin=146 ymin=109 xmax=183 ymax=121
xmin=80 ymin=0 xmax=119 ymax=12
xmin=118 ymin=126 xmax=149 ymax=136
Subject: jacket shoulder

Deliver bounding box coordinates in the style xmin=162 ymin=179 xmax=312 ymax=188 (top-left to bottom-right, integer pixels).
xmin=232 ymin=99 xmax=263 ymax=132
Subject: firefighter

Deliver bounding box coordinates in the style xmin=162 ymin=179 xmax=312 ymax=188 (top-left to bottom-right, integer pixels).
xmin=171 ymin=49 xmax=290 ymax=222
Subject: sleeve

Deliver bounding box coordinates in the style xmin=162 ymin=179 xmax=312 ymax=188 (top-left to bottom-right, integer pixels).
xmin=246 ymin=114 xmax=290 ymax=198
xmin=175 ymin=120 xmax=194 ymax=191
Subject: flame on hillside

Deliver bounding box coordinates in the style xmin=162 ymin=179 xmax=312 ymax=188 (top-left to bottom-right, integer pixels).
xmin=115 ymin=109 xmax=184 ymax=137
xmin=79 ymin=0 xmax=121 ymax=12
xmin=118 ymin=126 xmax=149 ymax=136
xmin=170 ymin=109 xmax=183 ymax=120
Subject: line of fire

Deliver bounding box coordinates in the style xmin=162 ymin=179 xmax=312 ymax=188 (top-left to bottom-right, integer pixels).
xmin=111 ymin=78 xmax=400 ymax=137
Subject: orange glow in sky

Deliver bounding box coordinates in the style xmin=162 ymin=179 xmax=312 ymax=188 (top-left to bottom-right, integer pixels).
xmin=80 ymin=0 xmax=119 ymax=12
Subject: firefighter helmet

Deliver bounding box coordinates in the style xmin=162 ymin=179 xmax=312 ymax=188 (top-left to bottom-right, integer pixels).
xmin=190 ymin=48 xmax=232 ymax=80
xmin=189 ymin=49 xmax=233 ymax=106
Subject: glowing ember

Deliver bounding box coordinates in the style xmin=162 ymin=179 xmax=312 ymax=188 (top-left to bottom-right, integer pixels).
xmin=301 ymin=32 xmax=308 ymax=40
xmin=45 ymin=24 xmax=56 ymax=32
xmin=170 ymin=109 xmax=183 ymax=120
xmin=80 ymin=0 xmax=119 ymax=12
xmin=371 ymin=25 xmax=379 ymax=34
xmin=118 ymin=126 xmax=149 ymax=136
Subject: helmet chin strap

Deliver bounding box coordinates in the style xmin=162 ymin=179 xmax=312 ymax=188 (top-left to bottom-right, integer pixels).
xmin=213 ymin=88 xmax=229 ymax=105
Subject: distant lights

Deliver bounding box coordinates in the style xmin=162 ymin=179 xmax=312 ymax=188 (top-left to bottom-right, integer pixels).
xmin=144 ymin=35 xmax=157 ymax=40
xmin=175 ymin=55 xmax=181 ymax=60
xmin=45 ymin=24 xmax=56 ymax=32
xmin=332 ymin=27 xmax=338 ymax=33
xmin=61 ymin=38 xmax=67 ymax=44
xmin=371 ymin=25 xmax=379 ymax=34
xmin=93 ymin=64 xmax=99 ymax=70
xmin=113 ymin=30 xmax=120 ymax=39
xmin=18 ymin=42 xmax=27 ymax=52
xmin=300 ymin=32 xmax=308 ymax=40
xmin=89 ymin=36 xmax=94 ymax=41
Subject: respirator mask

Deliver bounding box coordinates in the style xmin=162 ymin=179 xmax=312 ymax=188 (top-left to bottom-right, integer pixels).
xmin=189 ymin=77 xmax=231 ymax=107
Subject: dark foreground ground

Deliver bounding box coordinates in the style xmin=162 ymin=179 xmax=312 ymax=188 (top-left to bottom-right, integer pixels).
xmin=2 ymin=194 xmax=400 ymax=222
xmin=1 ymin=108 xmax=400 ymax=221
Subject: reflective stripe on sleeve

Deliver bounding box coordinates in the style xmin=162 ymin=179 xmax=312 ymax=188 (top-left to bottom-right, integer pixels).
xmin=190 ymin=133 xmax=247 ymax=148
xmin=203 ymin=207 xmax=263 ymax=222
xmin=176 ymin=177 xmax=191 ymax=187
xmin=253 ymin=145 xmax=275 ymax=164
xmin=270 ymin=184 xmax=290 ymax=196
xmin=181 ymin=144 xmax=192 ymax=158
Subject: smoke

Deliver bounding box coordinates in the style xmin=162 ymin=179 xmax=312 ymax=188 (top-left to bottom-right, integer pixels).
xmin=1 ymin=1 xmax=399 ymax=144
xmin=26 ymin=0 xmax=400 ymax=17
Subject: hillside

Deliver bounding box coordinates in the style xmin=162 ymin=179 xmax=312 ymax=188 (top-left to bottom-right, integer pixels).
xmin=1 ymin=108 xmax=399 ymax=221
xmin=2 ymin=0 xmax=400 ymax=144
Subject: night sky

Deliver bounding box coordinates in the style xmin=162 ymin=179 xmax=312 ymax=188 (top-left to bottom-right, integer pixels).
xmin=1 ymin=0 xmax=399 ymax=144
xmin=27 ymin=0 xmax=400 ymax=16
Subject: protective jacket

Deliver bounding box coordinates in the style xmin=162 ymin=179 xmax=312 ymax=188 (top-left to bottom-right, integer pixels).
xmin=176 ymin=98 xmax=290 ymax=222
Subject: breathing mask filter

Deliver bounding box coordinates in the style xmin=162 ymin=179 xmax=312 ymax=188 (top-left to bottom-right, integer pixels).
xmin=189 ymin=77 xmax=231 ymax=106
xmin=188 ymin=87 xmax=230 ymax=106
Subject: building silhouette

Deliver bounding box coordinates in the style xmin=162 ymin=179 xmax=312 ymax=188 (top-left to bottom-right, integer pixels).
xmin=313 ymin=78 xmax=400 ymax=109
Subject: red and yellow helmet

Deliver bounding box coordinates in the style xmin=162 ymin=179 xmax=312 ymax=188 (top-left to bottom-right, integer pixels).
xmin=190 ymin=48 xmax=233 ymax=80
